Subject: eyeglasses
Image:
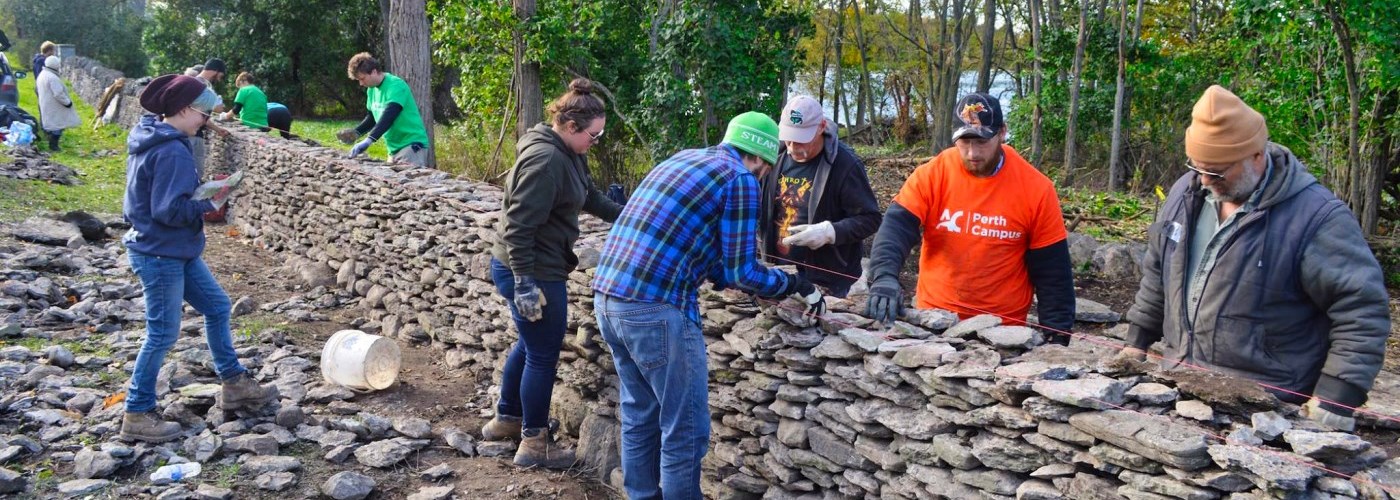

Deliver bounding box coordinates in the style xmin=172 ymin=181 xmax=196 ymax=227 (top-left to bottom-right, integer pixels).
xmin=587 ymin=128 xmax=605 ymax=143
xmin=188 ymin=107 xmax=212 ymax=122
xmin=1184 ymin=161 xmax=1234 ymax=180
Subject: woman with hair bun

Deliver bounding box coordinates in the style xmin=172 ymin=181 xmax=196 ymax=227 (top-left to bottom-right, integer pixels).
xmin=483 ymin=78 xmax=622 ymax=469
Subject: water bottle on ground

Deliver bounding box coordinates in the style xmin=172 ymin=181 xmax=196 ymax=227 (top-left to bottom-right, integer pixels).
xmin=149 ymin=462 xmax=201 ymax=484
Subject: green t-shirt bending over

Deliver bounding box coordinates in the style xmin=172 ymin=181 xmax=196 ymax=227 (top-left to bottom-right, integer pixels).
xmin=368 ymin=73 xmax=429 ymax=155
xmin=233 ymin=85 xmax=269 ymax=128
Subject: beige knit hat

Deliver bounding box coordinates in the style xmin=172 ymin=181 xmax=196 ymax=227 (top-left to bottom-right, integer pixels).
xmin=1185 ymin=85 xmax=1268 ymax=164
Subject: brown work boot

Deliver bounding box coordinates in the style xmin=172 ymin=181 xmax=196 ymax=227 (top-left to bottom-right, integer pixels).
xmin=120 ymin=411 xmax=182 ymax=443
xmin=513 ymin=427 xmax=576 ymax=469
xmin=481 ymin=414 xmax=522 ymax=441
xmin=221 ymin=372 xmax=275 ymax=411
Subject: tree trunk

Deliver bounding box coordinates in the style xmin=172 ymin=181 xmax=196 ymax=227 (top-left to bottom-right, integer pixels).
xmin=1062 ymin=0 xmax=1089 ymax=185
xmin=833 ymin=0 xmax=846 ymax=126
xmin=1188 ymin=0 xmax=1198 ymax=41
xmin=387 ymin=0 xmax=435 ymax=167
xmin=818 ymin=4 xmax=833 ymax=105
xmin=852 ymin=0 xmax=873 ymax=129
xmin=1108 ymin=0 xmax=1129 ymax=191
xmin=1029 ymin=0 xmax=1045 ymax=166
xmin=1002 ymin=0 xmax=1021 ymax=97
xmin=513 ymin=0 xmax=542 ymax=138
xmin=1358 ymin=90 xmax=1396 ymax=235
xmin=975 ymin=0 xmax=994 ymax=93
xmin=1324 ymin=1 xmax=1362 ymax=212
xmin=917 ymin=0 xmax=939 ymax=152
xmin=934 ymin=0 xmax=968 ymax=152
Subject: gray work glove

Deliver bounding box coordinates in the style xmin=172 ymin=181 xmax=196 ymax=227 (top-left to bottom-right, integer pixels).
xmin=1302 ymin=398 xmax=1356 ymax=432
xmin=512 ymin=276 xmax=547 ymax=322
xmin=866 ymin=275 xmax=903 ymax=325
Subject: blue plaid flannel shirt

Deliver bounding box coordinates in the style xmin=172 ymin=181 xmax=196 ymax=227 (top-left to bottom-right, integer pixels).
xmin=593 ymin=144 xmax=791 ymax=326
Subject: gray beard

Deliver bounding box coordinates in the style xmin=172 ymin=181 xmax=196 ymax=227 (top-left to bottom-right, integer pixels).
xmin=1206 ymin=163 xmax=1263 ymax=204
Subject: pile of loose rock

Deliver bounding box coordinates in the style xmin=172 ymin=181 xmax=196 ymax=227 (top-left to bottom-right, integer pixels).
xmin=0 ymin=147 xmax=81 ymax=186
xmin=0 ymin=237 xmax=483 ymax=499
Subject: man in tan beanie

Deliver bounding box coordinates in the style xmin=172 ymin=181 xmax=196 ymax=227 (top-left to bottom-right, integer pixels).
xmin=1123 ymin=85 xmax=1389 ymax=431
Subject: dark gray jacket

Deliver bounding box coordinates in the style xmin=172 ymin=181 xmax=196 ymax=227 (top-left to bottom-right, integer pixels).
xmin=492 ymin=123 xmax=622 ymax=281
xmin=1126 ymin=143 xmax=1389 ymax=415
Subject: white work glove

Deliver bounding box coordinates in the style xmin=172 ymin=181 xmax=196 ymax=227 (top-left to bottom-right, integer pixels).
xmin=219 ymin=111 xmax=232 ymax=122
xmin=782 ymin=221 xmax=837 ymax=250
xmin=1301 ymin=398 xmax=1356 ymax=432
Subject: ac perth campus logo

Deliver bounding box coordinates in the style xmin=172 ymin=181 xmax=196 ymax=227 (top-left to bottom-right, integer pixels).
xmin=938 ymin=208 xmax=1023 ymax=240
xmin=936 ymin=209 xmax=964 ymax=233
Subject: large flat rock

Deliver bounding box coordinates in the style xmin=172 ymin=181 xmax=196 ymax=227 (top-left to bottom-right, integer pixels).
xmin=10 ymin=218 xmax=81 ymax=246
xmin=1069 ymin=410 xmax=1213 ymax=470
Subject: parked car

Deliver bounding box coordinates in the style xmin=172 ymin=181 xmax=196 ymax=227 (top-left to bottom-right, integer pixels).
xmin=0 ymin=53 xmax=26 ymax=107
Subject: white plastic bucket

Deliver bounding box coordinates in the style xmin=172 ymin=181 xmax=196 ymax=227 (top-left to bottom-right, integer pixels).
xmin=321 ymin=329 xmax=401 ymax=391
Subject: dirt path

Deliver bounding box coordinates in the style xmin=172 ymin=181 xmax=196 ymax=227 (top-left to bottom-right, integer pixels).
xmin=202 ymin=228 xmax=615 ymax=499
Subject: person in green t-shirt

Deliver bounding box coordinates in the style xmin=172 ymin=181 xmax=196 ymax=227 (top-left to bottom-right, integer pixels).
xmin=337 ymin=52 xmax=432 ymax=167
xmin=221 ymin=72 xmax=269 ymax=129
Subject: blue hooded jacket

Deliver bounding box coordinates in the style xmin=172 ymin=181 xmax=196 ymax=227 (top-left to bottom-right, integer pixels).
xmin=122 ymin=114 xmax=214 ymax=260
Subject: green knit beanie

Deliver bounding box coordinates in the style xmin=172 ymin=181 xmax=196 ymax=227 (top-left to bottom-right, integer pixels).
xmin=722 ymin=111 xmax=780 ymax=165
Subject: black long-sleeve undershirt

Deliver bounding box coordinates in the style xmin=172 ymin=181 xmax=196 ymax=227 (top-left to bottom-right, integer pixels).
xmin=867 ymin=202 xmax=921 ymax=285
xmin=868 ymin=201 xmax=1075 ymax=340
xmin=353 ymin=103 xmax=403 ymax=142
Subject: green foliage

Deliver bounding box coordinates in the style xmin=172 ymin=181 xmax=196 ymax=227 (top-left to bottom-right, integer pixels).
xmin=0 ymin=74 xmax=129 ymax=220
xmin=432 ymin=0 xmax=809 ymax=185
xmin=640 ymin=1 xmax=811 ymax=156
xmin=141 ymin=0 xmax=383 ymax=117
xmin=1058 ymin=187 xmax=1156 ymax=242
xmin=0 ymin=0 xmax=146 ymax=75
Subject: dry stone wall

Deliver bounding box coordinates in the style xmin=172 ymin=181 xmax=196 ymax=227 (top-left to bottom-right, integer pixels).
xmin=60 ymin=58 xmax=1400 ymax=500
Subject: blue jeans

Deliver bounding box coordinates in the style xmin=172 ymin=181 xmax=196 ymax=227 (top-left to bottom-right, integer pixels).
xmin=594 ymin=293 xmax=709 ymax=500
xmin=126 ymin=251 xmax=244 ymax=413
xmin=489 ymin=258 xmax=569 ymax=430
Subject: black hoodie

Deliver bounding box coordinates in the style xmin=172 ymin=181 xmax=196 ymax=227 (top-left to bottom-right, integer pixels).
xmin=491 ymin=123 xmax=622 ymax=281
xmin=760 ymin=119 xmax=882 ymax=291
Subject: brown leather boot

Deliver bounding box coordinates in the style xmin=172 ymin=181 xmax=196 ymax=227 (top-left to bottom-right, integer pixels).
xmin=120 ymin=411 xmax=182 ymax=443
xmin=513 ymin=427 xmax=576 ymax=469
xmin=481 ymin=414 xmax=522 ymax=441
xmin=221 ymin=372 xmax=275 ymax=411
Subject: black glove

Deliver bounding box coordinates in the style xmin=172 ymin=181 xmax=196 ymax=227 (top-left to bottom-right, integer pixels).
xmin=785 ymin=273 xmax=825 ymax=324
xmin=513 ymin=276 xmax=547 ymax=322
xmin=866 ymin=275 xmax=903 ymax=325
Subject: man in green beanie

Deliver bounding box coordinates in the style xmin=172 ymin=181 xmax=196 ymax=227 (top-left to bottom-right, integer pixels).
xmin=592 ymin=111 xmax=825 ymax=499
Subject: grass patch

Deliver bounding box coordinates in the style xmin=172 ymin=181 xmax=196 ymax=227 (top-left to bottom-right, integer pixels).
xmin=210 ymin=463 xmax=241 ymax=488
xmin=290 ymin=118 xmax=388 ymax=160
xmin=233 ymin=314 xmax=283 ymax=343
xmin=0 ymin=73 xmax=130 ymax=221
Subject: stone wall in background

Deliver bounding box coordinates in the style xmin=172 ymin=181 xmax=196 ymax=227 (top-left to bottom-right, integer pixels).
xmin=57 ymin=57 xmax=1400 ymax=500
xmin=58 ymin=56 xmax=146 ymax=130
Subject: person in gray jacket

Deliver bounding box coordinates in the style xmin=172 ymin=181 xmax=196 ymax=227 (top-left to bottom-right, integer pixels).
xmin=1122 ymin=85 xmax=1389 ymax=431
xmin=483 ymin=78 xmax=622 ymax=469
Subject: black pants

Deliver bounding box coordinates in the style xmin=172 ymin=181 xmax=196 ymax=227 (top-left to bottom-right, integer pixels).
xmin=267 ymin=106 xmax=292 ymax=139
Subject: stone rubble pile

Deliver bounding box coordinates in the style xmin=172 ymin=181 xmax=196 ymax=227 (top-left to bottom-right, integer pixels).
xmin=0 ymin=146 xmax=83 ymax=185
xmin=0 ymin=236 xmax=485 ymax=498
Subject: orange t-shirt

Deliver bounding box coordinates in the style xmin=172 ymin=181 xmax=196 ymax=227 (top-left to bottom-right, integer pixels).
xmin=892 ymin=144 xmax=1067 ymax=321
